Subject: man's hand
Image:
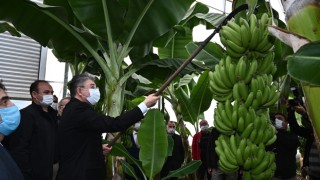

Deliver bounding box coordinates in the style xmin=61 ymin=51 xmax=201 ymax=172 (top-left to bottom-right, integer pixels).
xmin=102 ymin=144 xmax=112 ymax=156
xmin=143 ymin=93 xmax=160 ymax=108
xmin=294 ymin=105 xmax=307 ymax=115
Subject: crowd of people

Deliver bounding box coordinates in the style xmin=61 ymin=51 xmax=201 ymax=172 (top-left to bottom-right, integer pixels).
xmin=1 ymin=74 xmax=320 ymax=180
xmin=0 ymin=73 xmax=159 ymax=180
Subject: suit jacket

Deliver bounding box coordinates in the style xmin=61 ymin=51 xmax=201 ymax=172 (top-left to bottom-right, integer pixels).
xmin=3 ymin=102 xmax=58 ymax=180
xmin=160 ymin=133 xmax=185 ymax=179
xmin=56 ymin=98 xmax=144 ymax=180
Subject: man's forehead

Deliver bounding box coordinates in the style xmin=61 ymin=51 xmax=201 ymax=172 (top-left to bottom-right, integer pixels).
xmin=38 ymin=82 xmax=52 ymax=90
xmin=84 ymin=79 xmax=96 ymax=86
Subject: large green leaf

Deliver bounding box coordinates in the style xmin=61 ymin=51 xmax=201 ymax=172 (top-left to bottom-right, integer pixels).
xmin=175 ymin=87 xmax=197 ymax=124
xmin=0 ymin=0 xmax=99 ymax=55
xmin=68 ymin=0 xmax=194 ymax=45
xmin=162 ymin=160 xmax=201 ymax=179
xmin=286 ymin=41 xmax=320 ymax=85
xmin=138 ymin=109 xmax=167 ymax=179
xmin=190 ymin=71 xmax=213 ymax=116
xmin=158 ymin=28 xmax=193 ymax=59
xmin=186 ymin=42 xmax=224 ymax=69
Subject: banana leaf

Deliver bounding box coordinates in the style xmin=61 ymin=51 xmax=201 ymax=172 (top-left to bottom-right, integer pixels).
xmin=0 ymin=22 xmax=21 ymax=37
xmin=190 ymin=70 xmax=213 ymax=117
xmin=286 ymin=41 xmax=320 ymax=86
xmin=162 ymin=160 xmax=201 ymax=179
xmin=186 ymin=42 xmax=224 ymax=69
xmin=138 ymin=109 xmax=168 ymax=179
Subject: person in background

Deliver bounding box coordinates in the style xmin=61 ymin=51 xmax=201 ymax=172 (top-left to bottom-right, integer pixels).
xmin=124 ymin=121 xmax=144 ymax=180
xmin=268 ymin=112 xmax=300 ymax=180
xmin=3 ymin=80 xmax=58 ymax=180
xmin=57 ymin=97 xmax=71 ymax=117
xmin=53 ymin=97 xmax=71 ymax=180
xmin=192 ymin=120 xmax=211 ymax=180
xmin=207 ymin=127 xmax=238 ymax=180
xmin=56 ymin=73 xmax=159 ymax=180
xmin=160 ymin=121 xmax=185 ymax=180
xmin=0 ymin=80 xmax=24 ymax=180
xmin=287 ymin=103 xmax=320 ymax=179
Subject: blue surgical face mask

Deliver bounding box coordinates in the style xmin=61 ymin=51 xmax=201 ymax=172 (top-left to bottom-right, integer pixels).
xmin=0 ymin=105 xmax=21 ymax=136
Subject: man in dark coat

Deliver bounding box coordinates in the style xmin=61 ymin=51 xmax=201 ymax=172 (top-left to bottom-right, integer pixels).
xmin=4 ymin=80 xmax=58 ymax=180
xmin=56 ymin=73 xmax=159 ymax=180
xmin=160 ymin=121 xmax=185 ymax=179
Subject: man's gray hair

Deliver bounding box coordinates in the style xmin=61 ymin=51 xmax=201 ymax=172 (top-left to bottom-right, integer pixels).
xmin=69 ymin=73 xmax=95 ymax=98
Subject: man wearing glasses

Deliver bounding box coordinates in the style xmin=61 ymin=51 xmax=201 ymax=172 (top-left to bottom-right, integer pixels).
xmin=4 ymin=80 xmax=58 ymax=180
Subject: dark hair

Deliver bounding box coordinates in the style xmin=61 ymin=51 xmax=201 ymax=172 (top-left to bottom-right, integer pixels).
xmin=29 ymin=80 xmax=49 ymax=96
xmin=69 ymin=73 xmax=95 ymax=98
xmin=275 ymin=112 xmax=287 ymax=121
xmin=0 ymin=80 xmax=6 ymax=91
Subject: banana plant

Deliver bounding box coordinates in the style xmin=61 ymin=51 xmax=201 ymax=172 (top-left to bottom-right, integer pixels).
xmin=267 ymin=0 xmax=320 ymax=140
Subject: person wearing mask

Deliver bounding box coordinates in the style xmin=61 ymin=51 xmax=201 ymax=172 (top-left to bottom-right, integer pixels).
xmin=160 ymin=121 xmax=185 ymax=179
xmin=0 ymin=81 xmax=24 ymax=180
xmin=56 ymin=73 xmax=159 ymax=180
xmin=287 ymin=103 xmax=320 ymax=179
xmin=207 ymin=127 xmax=238 ymax=180
xmin=268 ymin=112 xmax=300 ymax=180
xmin=124 ymin=121 xmax=144 ymax=180
xmin=192 ymin=120 xmax=211 ymax=180
xmin=3 ymin=80 xmax=58 ymax=180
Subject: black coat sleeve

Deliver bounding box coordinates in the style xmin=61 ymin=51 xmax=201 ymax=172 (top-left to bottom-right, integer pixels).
xmin=64 ymin=100 xmax=144 ymax=133
xmin=207 ymin=128 xmax=219 ymax=169
xmin=5 ymin=109 xmax=34 ymax=180
xmin=287 ymin=108 xmax=312 ymax=138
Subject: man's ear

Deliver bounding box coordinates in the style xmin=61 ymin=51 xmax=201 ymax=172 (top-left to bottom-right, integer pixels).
xmin=76 ymin=87 xmax=83 ymax=96
xmin=31 ymin=91 xmax=37 ymax=99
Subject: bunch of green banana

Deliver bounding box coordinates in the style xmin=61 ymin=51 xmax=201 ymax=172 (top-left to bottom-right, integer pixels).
xmin=219 ymin=13 xmax=274 ymax=58
xmin=215 ymin=135 xmax=240 ymax=173
xmin=215 ymin=134 xmax=276 ymax=179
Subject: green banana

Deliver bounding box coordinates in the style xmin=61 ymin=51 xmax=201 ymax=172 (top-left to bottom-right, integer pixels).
xmin=224 ymin=99 xmax=233 ymax=120
xmin=227 ymin=39 xmax=246 ymax=54
xmin=232 ymin=83 xmax=241 ymax=100
xmin=249 ymin=128 xmax=258 ymax=143
xmin=238 ymin=81 xmax=249 ymax=100
xmin=244 ymin=91 xmax=254 ymax=108
xmin=250 ymin=153 xmax=270 ymax=175
xmin=249 ymin=26 xmax=260 ymax=49
xmin=249 ymin=14 xmax=258 ymax=33
xmin=241 ymin=123 xmax=254 ymax=138
xmin=265 ymin=134 xmax=277 ymax=146
xmin=219 ymin=66 xmax=233 ymax=88
xmin=244 ymin=59 xmax=258 ymax=84
xmin=238 ymin=116 xmax=245 ymax=133
xmin=228 ymin=63 xmax=237 ymax=84
xmin=231 ymin=110 xmax=238 ymax=129
xmin=240 ymin=24 xmax=251 ymax=48
xmin=230 ymin=135 xmax=238 ymax=155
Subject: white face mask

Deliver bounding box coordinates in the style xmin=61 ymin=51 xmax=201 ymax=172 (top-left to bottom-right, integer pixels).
xmin=40 ymin=95 xmax=53 ymax=107
xmin=201 ymin=125 xmax=209 ymax=131
xmin=134 ymin=122 xmax=141 ymax=130
xmin=167 ymin=127 xmax=175 ymax=134
xmin=87 ymin=89 xmax=100 ymax=105
xmin=275 ymin=119 xmax=283 ymax=129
